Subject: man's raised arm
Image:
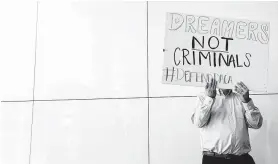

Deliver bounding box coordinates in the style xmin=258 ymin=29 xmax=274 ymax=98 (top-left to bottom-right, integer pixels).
xmin=243 ymin=100 xmax=263 ymax=129
xmin=235 ymin=81 xmax=263 ymax=129
xmin=191 ymin=79 xmax=217 ymax=128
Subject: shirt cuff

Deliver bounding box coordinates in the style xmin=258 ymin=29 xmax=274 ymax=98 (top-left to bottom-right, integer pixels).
xmin=203 ymin=96 xmax=214 ymax=106
xmin=242 ymin=99 xmax=255 ymax=111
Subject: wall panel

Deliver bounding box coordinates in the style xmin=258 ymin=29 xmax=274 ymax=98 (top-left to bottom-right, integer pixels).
xmin=35 ymin=2 xmax=147 ymax=100
xmin=0 ymin=102 xmax=32 ymax=164
xmin=30 ymin=99 xmax=148 ymax=164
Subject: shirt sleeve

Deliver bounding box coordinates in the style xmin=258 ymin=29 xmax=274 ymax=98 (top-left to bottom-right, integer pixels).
xmin=242 ymin=99 xmax=263 ymax=129
xmin=191 ymin=94 xmax=214 ymax=128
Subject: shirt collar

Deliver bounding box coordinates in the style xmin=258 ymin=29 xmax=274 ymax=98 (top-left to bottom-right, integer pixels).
xmin=217 ymin=89 xmax=232 ymax=96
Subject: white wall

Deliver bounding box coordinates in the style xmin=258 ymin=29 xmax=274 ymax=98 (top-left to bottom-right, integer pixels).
xmin=1 ymin=1 xmax=278 ymax=164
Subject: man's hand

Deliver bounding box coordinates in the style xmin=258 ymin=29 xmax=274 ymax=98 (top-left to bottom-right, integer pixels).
xmin=205 ymin=78 xmax=217 ymax=98
xmin=235 ymin=81 xmax=250 ymax=103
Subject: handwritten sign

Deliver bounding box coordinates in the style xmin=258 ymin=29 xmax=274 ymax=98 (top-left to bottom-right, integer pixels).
xmin=162 ymin=13 xmax=270 ymax=91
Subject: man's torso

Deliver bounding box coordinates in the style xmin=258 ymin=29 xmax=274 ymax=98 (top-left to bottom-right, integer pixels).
xmin=199 ymin=92 xmax=251 ymax=155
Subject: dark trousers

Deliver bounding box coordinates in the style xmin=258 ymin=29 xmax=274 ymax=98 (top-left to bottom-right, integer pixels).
xmin=202 ymin=153 xmax=256 ymax=164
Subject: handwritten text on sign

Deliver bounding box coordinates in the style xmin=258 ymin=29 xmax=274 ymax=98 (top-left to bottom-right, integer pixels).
xmin=162 ymin=13 xmax=269 ymax=91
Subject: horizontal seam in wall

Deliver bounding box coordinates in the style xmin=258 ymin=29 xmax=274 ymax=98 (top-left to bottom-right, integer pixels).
xmin=2 ymin=93 xmax=278 ymax=103
xmin=0 ymin=96 xmax=194 ymax=103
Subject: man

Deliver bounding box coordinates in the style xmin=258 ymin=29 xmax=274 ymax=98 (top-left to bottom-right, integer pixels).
xmin=191 ymin=78 xmax=263 ymax=164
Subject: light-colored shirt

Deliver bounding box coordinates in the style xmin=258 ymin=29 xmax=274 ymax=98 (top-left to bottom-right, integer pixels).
xmin=191 ymin=90 xmax=263 ymax=155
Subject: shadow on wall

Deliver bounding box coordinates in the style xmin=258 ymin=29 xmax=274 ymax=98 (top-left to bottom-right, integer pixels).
xmin=249 ymin=120 xmax=267 ymax=164
xmin=268 ymin=120 xmax=278 ymax=164
xmin=250 ymin=119 xmax=278 ymax=164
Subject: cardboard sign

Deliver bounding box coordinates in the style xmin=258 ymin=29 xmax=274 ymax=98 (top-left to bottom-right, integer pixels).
xmin=162 ymin=13 xmax=270 ymax=91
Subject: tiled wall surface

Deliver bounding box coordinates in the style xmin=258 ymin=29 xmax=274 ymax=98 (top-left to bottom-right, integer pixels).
xmin=1 ymin=1 xmax=278 ymax=164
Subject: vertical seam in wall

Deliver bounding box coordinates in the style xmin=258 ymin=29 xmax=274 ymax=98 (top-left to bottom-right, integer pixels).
xmin=146 ymin=1 xmax=150 ymax=164
xmin=266 ymin=22 xmax=270 ymax=92
xmin=28 ymin=2 xmax=39 ymax=164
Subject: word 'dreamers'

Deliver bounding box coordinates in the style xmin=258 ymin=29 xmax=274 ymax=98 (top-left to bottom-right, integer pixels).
xmin=162 ymin=13 xmax=269 ymax=91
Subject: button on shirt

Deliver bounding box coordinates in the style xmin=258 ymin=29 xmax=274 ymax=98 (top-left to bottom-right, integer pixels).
xmin=191 ymin=90 xmax=263 ymax=155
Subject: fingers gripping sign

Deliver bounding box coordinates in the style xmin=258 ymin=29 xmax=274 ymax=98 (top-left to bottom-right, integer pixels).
xmin=234 ymin=81 xmax=250 ymax=103
xmin=205 ymin=78 xmax=217 ymax=98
